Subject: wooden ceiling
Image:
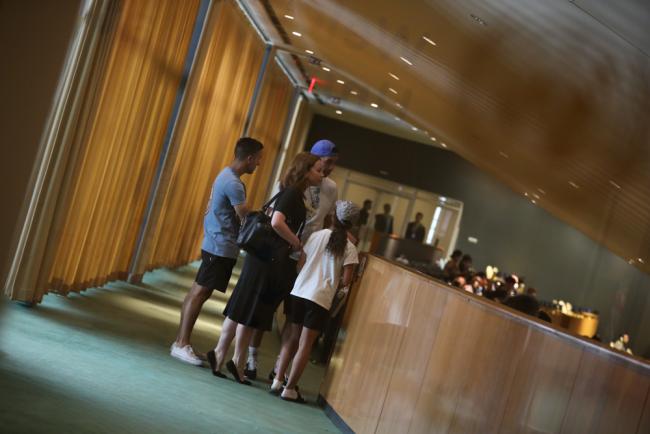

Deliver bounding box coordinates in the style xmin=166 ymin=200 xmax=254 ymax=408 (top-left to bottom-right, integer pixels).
xmin=241 ymin=0 xmax=650 ymax=273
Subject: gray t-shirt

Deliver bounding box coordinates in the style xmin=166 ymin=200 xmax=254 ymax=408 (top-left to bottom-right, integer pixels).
xmin=201 ymin=167 xmax=246 ymax=258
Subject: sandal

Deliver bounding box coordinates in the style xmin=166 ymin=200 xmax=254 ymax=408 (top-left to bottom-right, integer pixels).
xmin=226 ymin=360 xmax=251 ymax=385
xmin=281 ymin=389 xmax=306 ymax=404
xmin=206 ymin=350 xmax=226 ymax=379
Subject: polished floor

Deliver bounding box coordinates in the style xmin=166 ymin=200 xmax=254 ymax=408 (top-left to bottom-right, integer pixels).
xmin=0 ymin=263 xmax=339 ymax=433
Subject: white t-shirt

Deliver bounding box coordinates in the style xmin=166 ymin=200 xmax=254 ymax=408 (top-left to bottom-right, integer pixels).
xmin=301 ymin=177 xmax=337 ymax=243
xmin=291 ymin=229 xmax=359 ymax=310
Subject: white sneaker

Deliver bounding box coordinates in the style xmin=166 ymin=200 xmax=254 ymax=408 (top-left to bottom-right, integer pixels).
xmin=170 ymin=343 xmax=203 ymax=366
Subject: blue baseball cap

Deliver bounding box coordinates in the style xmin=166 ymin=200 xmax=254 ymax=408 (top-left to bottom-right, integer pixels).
xmin=310 ymin=139 xmax=338 ymax=157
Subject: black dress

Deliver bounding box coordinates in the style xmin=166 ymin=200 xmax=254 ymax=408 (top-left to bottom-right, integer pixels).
xmin=223 ymin=186 xmax=306 ymax=331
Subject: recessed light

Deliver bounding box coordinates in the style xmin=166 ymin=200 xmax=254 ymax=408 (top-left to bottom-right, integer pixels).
xmin=350 ymin=90 xmax=358 ymax=95
xmin=335 ymin=110 xmax=342 ymax=115
xmin=389 ymin=73 xmax=400 ymax=80
xmin=394 ymin=116 xmax=400 ymax=121
xmin=441 ymin=142 xmax=447 ymax=148
xmin=537 ymin=188 xmax=546 ymax=195
xmin=609 ymin=180 xmax=621 ymax=189
xmin=305 ymin=49 xmax=314 ymax=55
xmin=531 ymin=200 xmax=537 ymax=204
xmin=322 ymin=66 xmax=330 ymax=72
xmin=524 ymin=192 xmax=529 ymax=197
xmin=533 ymin=193 xmax=540 ymax=199
xmin=292 ymin=31 xmax=302 ymax=37
xmin=388 ymin=88 xmax=398 ymax=94
xmin=430 ymin=136 xmax=437 ymax=141
xmin=568 ymin=181 xmax=580 ymax=189
xmin=395 ymin=102 xmax=403 ymax=108
xmin=422 ymin=36 xmax=437 ymax=46
xmin=284 ymin=14 xmax=295 ymax=20
xmin=499 ymin=151 xmax=509 ymax=158
xmin=370 ymin=103 xmax=378 ymax=108
xmin=336 ymin=79 xmax=345 ymax=84
xmin=628 ymin=259 xmax=636 ymax=264
xmin=639 ymin=258 xmax=645 ymax=264
xmin=411 ymin=126 xmax=418 ymax=131
xmin=400 ymin=56 xmax=413 ymax=66
xmin=424 ymin=131 xmax=429 ymax=135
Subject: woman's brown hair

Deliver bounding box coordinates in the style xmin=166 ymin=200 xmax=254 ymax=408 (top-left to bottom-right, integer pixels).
xmin=280 ymin=152 xmax=320 ymax=191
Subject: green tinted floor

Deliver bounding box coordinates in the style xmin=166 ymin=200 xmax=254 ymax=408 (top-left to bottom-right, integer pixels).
xmin=0 ymin=263 xmax=339 ymax=434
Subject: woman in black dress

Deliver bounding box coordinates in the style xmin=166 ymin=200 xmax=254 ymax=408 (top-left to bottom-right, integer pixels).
xmin=207 ymin=152 xmax=324 ymax=383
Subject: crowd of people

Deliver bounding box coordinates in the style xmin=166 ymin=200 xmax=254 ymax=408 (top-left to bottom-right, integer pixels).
xmin=170 ymin=137 xmax=357 ymax=404
xmin=437 ymin=249 xmax=543 ymax=318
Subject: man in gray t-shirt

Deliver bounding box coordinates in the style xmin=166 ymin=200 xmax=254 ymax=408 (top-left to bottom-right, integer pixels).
xmin=171 ymin=138 xmax=263 ymax=366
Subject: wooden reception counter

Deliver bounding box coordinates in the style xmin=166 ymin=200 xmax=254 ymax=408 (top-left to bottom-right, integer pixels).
xmin=320 ymin=255 xmax=650 ymax=434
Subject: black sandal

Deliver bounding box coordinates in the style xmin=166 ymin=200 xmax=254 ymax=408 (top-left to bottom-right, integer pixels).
xmin=281 ymin=390 xmax=306 ymax=404
xmin=206 ymin=350 xmax=226 ymax=378
xmin=226 ymin=360 xmax=251 ymax=385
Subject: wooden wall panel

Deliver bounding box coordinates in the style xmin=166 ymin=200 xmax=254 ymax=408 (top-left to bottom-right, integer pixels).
xmin=560 ymin=351 xmax=650 ymax=434
xmin=498 ymin=330 xmax=582 ymax=434
xmin=320 ymin=255 xmax=650 ymax=434
xmin=409 ymin=296 xmax=528 ymax=434
xmin=375 ymin=279 xmax=448 ymax=434
xmin=322 ymin=258 xmax=417 ymax=433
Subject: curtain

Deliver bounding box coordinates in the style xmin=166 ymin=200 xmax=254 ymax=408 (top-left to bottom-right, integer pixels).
xmin=8 ymin=0 xmax=200 ymax=302
xmin=244 ymin=60 xmax=294 ymax=209
xmin=131 ymin=0 xmax=268 ymax=274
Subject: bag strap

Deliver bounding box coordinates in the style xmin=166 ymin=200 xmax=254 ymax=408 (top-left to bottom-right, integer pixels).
xmin=261 ymin=189 xmax=283 ymax=212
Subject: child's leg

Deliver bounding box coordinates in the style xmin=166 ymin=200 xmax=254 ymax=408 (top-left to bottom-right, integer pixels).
xmin=275 ymin=322 xmax=302 ymax=382
xmin=285 ymin=327 xmax=320 ymax=390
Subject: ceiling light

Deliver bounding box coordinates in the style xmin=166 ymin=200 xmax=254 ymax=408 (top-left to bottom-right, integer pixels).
xmin=388 ymin=88 xmax=398 ymax=94
xmin=537 ymin=188 xmax=546 ymax=195
xmin=394 ymin=116 xmax=400 ymax=121
xmin=609 ymin=180 xmax=622 ymax=189
xmin=430 ymin=137 xmax=437 ymax=141
xmin=639 ymin=258 xmax=645 ymax=264
xmin=389 ymin=73 xmax=400 ymax=80
xmin=441 ymin=142 xmax=447 ymax=148
xmin=531 ymin=200 xmax=537 ymax=204
xmin=322 ymin=66 xmax=330 ymax=72
xmin=395 ymin=102 xmax=403 ymax=108
xmin=370 ymin=103 xmax=378 ymax=108
xmin=284 ymin=14 xmax=295 ymax=20
xmin=628 ymin=259 xmax=636 ymax=264
xmin=424 ymin=131 xmax=429 ymax=135
xmin=305 ymin=49 xmax=314 ymax=55
xmin=499 ymin=151 xmax=509 ymax=158
xmin=400 ymin=56 xmax=413 ymax=66
xmin=533 ymin=193 xmax=540 ymax=199
xmin=350 ymin=90 xmax=358 ymax=95
xmin=292 ymin=31 xmax=302 ymax=37
xmin=411 ymin=126 xmax=418 ymax=131
xmin=524 ymin=192 xmax=529 ymax=197
xmin=568 ymin=181 xmax=580 ymax=189
xmin=422 ymin=36 xmax=437 ymax=46
xmin=335 ymin=110 xmax=342 ymax=115
xmin=336 ymin=79 xmax=345 ymax=84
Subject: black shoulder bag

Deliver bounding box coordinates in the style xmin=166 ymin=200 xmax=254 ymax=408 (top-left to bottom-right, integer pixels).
xmin=237 ymin=191 xmax=285 ymax=261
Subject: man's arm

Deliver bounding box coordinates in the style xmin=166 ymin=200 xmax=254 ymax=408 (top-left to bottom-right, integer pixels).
xmin=233 ymin=203 xmax=250 ymax=220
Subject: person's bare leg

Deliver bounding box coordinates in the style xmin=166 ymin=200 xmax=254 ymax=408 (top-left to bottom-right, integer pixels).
xmin=286 ymin=328 xmax=320 ymax=390
xmin=175 ymin=282 xmax=212 ymax=347
xmin=214 ymin=317 xmax=237 ymax=370
xmin=232 ymin=324 xmax=254 ymax=376
xmin=271 ymin=320 xmax=293 ymax=374
xmin=275 ymin=323 xmax=301 ymax=383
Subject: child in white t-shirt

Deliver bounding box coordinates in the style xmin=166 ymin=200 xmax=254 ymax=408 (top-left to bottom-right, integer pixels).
xmin=271 ymin=200 xmax=360 ymax=403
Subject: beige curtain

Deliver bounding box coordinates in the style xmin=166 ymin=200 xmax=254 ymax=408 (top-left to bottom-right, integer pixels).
xmin=244 ymin=61 xmax=294 ymax=209
xmin=132 ymin=0 xmax=269 ymax=274
xmin=7 ymin=0 xmax=200 ymax=302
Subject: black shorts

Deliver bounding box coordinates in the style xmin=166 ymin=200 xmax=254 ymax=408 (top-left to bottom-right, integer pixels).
xmin=195 ymin=250 xmax=237 ymax=293
xmin=288 ymin=295 xmax=329 ymax=331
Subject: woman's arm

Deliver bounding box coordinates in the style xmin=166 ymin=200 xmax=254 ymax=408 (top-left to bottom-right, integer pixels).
xmin=339 ymin=263 xmax=356 ymax=288
xmin=271 ymin=211 xmax=301 ymax=251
